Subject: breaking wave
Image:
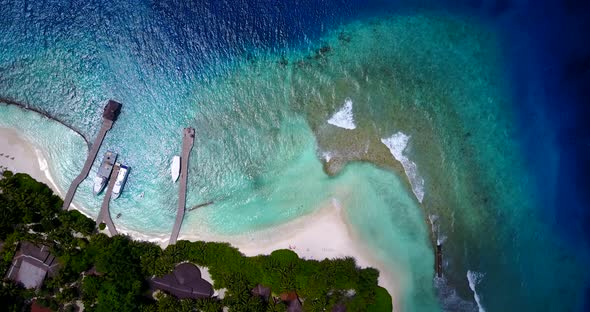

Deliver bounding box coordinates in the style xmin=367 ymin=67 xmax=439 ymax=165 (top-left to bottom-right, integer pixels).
xmin=467 ymin=270 xmax=486 ymax=312
xmin=434 ymin=276 xmax=478 ymax=312
xmin=327 ymin=98 xmax=356 ymax=130
xmin=381 ymin=132 xmax=425 ymax=203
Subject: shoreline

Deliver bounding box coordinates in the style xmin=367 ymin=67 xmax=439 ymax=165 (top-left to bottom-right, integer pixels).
xmin=0 ymin=126 xmax=400 ymax=309
xmin=195 ymin=198 xmax=401 ymax=305
xmin=0 ymin=127 xmax=86 ymax=213
xmin=0 ymin=127 xmax=64 ymax=195
xmin=113 ymin=197 xmax=400 ymax=309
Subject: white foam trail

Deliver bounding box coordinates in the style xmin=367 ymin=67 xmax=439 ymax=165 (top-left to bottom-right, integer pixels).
xmin=327 ymin=98 xmax=356 ymax=130
xmin=467 ymin=270 xmax=486 ymax=312
xmin=381 ymin=132 xmax=425 ymax=202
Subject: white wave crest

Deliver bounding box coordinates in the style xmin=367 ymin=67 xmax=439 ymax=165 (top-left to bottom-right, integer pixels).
xmin=429 ymin=214 xmax=446 ymax=245
xmin=467 ymin=270 xmax=486 ymax=312
xmin=381 ymin=132 xmax=425 ymax=202
xmin=428 ymin=214 xmax=439 ymax=224
xmin=328 ymin=98 xmax=356 ymax=130
xmin=322 ymin=151 xmax=333 ymax=162
xmin=435 ymin=276 xmax=479 ymax=311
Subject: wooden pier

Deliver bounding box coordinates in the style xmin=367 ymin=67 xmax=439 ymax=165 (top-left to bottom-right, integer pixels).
xmin=435 ymin=244 xmax=443 ymax=277
xmin=96 ymin=164 xmax=120 ymax=236
xmin=62 ymin=100 xmax=121 ymax=210
xmin=169 ymin=127 xmax=195 ymax=245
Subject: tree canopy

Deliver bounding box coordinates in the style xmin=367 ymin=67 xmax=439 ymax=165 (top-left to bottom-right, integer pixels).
xmin=0 ymin=171 xmax=391 ymax=311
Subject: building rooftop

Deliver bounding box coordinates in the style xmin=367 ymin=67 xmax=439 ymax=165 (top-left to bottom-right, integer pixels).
xmin=252 ymin=284 xmax=271 ymax=301
xmin=6 ymin=242 xmax=60 ymax=289
xmin=149 ymin=263 xmax=214 ymax=299
xmin=30 ymin=300 xmax=53 ymax=312
xmin=102 ymin=100 xmax=122 ymax=121
xmin=287 ymin=297 xmax=303 ymax=312
xmin=280 ymin=291 xmax=303 ymax=312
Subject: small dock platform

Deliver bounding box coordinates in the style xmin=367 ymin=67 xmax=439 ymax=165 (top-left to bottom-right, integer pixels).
xmin=62 ymin=100 xmax=122 ymax=210
xmin=169 ymin=127 xmax=195 ymax=245
xmin=96 ymin=164 xmax=120 ymax=236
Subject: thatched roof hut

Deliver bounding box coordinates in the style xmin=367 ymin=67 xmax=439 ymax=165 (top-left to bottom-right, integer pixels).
xmin=149 ymin=263 xmax=214 ymax=299
xmin=5 ymin=242 xmax=60 ymax=289
xmin=102 ymin=100 xmax=122 ymax=121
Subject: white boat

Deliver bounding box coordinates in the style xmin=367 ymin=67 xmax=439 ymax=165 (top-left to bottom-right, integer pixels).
xmin=113 ymin=164 xmax=130 ymax=199
xmin=171 ymin=156 xmax=181 ymax=182
xmin=93 ymin=176 xmax=107 ymax=195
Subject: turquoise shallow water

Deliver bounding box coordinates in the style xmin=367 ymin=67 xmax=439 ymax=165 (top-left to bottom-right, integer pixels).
xmin=0 ymin=105 xmax=86 ymax=191
xmin=1 ymin=2 xmax=589 ymax=311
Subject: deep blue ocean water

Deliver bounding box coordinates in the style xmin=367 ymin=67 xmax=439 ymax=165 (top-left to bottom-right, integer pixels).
xmin=1 ymin=0 xmax=589 ymax=311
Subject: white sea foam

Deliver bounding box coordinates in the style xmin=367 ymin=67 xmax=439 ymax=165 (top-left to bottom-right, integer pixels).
xmin=435 ymin=276 xmax=478 ymax=311
xmin=428 ymin=214 xmax=447 ymax=245
xmin=381 ymin=132 xmax=425 ymax=202
xmin=327 ymin=98 xmax=356 ymax=130
xmin=428 ymin=214 xmax=439 ymax=224
xmin=467 ymin=270 xmax=486 ymax=312
xmin=322 ymin=151 xmax=333 ymax=162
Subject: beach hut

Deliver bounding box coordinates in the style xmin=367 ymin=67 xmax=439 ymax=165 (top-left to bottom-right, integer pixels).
xmin=149 ymin=263 xmax=214 ymax=299
xmin=6 ymin=242 xmax=61 ymax=289
xmin=102 ymin=100 xmax=122 ymax=121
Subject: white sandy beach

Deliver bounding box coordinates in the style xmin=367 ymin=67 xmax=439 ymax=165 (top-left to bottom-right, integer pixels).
xmin=177 ymin=199 xmax=399 ymax=303
xmin=0 ymin=127 xmax=399 ymax=309
xmin=0 ymin=127 xmax=63 ymax=195
xmin=0 ymin=127 xmax=87 ymax=213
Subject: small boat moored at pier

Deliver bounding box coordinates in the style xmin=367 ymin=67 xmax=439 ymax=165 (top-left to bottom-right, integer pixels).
xmin=171 ymin=156 xmax=180 ymax=182
xmin=93 ymin=176 xmax=107 ymax=195
xmin=113 ymin=164 xmax=130 ymax=199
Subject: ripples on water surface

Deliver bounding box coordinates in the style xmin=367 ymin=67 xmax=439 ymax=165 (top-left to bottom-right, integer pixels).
xmin=1 ymin=0 xmax=589 ymax=311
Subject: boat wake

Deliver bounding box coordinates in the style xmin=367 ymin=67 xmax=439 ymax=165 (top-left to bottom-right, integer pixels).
xmin=327 ymin=98 xmax=356 ymax=130
xmin=381 ymin=132 xmax=425 ymax=203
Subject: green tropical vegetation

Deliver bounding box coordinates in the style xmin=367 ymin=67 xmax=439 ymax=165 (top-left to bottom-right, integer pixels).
xmin=0 ymin=171 xmax=391 ymax=311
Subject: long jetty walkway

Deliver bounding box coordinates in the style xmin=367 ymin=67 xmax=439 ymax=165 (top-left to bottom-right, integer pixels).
xmin=96 ymin=164 xmax=120 ymax=236
xmin=169 ymin=127 xmax=195 ymax=245
xmin=62 ymin=100 xmax=121 ymax=210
